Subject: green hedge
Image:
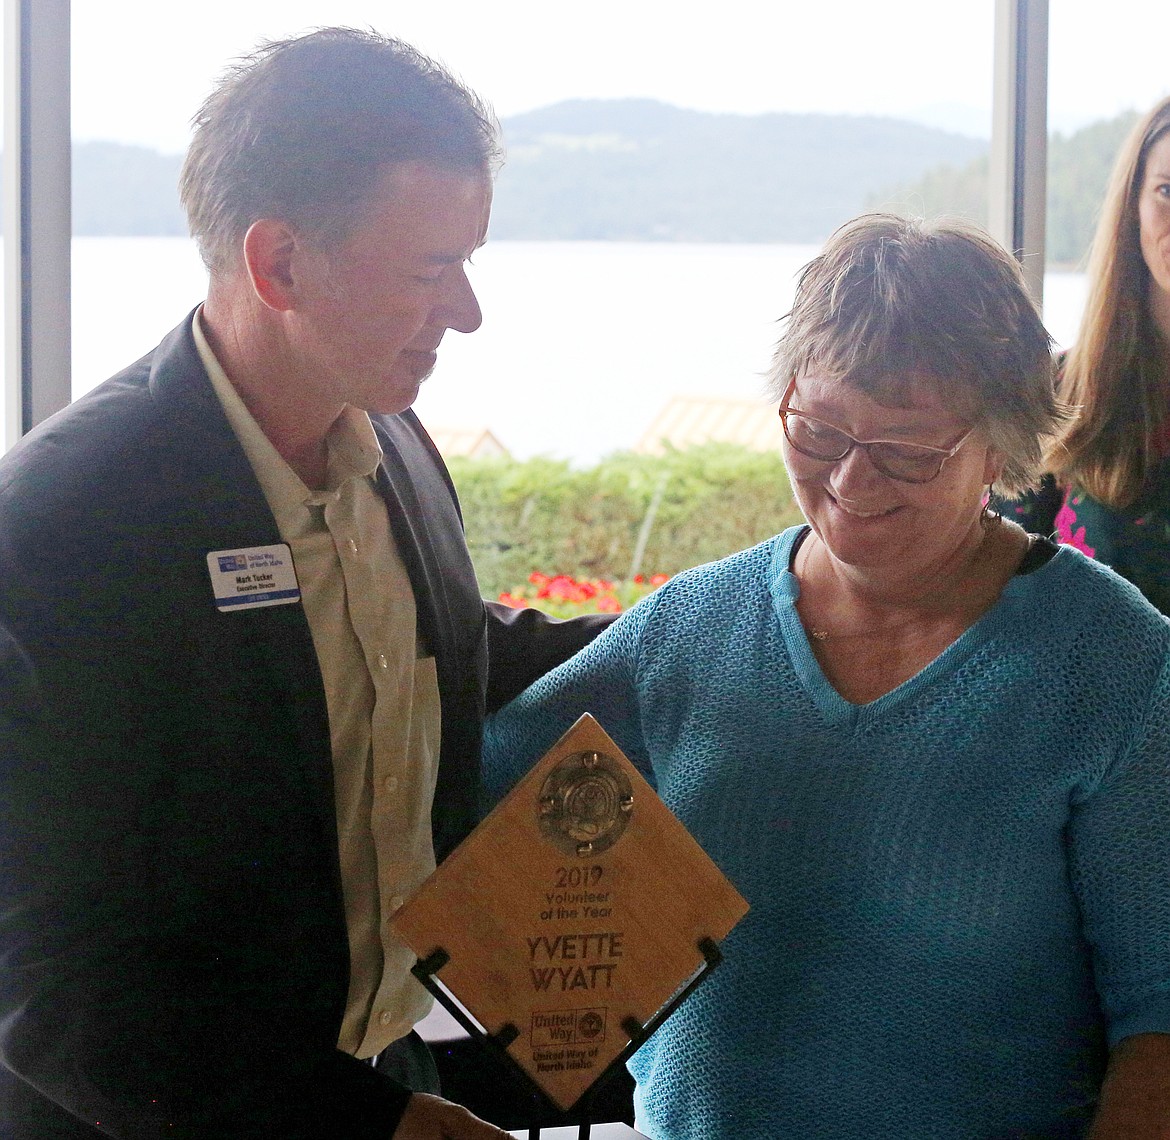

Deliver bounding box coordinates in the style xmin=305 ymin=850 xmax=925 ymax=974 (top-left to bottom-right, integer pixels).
xmin=447 ymin=443 xmax=805 ymax=599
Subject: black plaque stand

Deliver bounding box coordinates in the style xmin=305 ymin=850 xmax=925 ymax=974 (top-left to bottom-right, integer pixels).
xmin=412 ymin=935 xmax=724 ymax=1139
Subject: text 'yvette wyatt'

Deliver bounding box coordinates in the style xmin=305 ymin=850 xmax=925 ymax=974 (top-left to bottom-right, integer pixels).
xmin=527 ymin=931 xmax=624 ymax=992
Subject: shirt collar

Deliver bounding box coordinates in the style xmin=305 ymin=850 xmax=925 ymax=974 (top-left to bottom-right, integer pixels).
xmin=192 ymin=307 xmax=384 ymax=518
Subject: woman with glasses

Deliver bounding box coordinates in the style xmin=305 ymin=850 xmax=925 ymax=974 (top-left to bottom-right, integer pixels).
xmin=1000 ymin=97 xmax=1170 ymax=614
xmin=485 ymin=215 xmax=1170 ymax=1138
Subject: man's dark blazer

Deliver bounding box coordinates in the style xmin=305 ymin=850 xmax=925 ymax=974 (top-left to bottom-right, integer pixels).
xmin=0 ymin=314 xmax=608 ymax=1139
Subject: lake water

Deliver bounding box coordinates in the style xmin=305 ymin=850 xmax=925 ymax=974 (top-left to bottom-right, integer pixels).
xmin=50 ymin=237 xmax=1088 ymax=465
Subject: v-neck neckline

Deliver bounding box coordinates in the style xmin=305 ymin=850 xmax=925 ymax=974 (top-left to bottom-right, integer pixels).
xmin=766 ymin=526 xmax=1062 ymax=731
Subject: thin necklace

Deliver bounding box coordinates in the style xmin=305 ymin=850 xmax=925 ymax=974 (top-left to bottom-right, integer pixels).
xmin=808 ymin=615 xmax=923 ymax=643
xmin=802 ymin=526 xmax=1019 ymax=644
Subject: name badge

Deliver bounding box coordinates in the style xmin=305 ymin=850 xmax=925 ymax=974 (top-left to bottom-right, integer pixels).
xmin=206 ymin=543 xmax=301 ymax=612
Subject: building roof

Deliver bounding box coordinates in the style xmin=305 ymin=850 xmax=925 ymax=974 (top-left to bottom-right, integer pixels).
xmin=636 ymin=395 xmax=783 ymax=454
xmin=425 ymin=426 xmax=511 ymax=460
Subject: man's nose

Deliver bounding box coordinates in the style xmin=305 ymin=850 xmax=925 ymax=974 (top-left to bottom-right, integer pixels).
xmin=441 ymin=265 xmax=482 ymax=334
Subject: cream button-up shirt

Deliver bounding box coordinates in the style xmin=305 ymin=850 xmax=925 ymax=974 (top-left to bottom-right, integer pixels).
xmin=194 ymin=312 xmax=440 ymax=1058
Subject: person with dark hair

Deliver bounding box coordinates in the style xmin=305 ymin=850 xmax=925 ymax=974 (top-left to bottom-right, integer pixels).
xmin=0 ymin=27 xmax=607 ymax=1140
xmin=486 ymin=215 xmax=1170 ymax=1137
xmin=1002 ymin=97 xmax=1170 ymax=612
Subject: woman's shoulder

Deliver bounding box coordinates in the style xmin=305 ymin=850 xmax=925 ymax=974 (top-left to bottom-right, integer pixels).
xmin=1009 ymin=542 xmax=1170 ymax=656
xmin=652 ymin=530 xmax=796 ymax=599
xmin=988 ymin=549 xmax=1170 ymax=748
xmin=616 ymin=531 xmax=795 ymax=639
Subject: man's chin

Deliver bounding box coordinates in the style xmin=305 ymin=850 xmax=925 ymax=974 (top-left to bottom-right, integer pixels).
xmin=366 ymin=375 xmax=430 ymax=417
xmin=406 ymin=349 xmax=439 ymax=379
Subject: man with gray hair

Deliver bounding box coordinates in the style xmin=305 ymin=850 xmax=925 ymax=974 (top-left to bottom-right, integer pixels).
xmin=0 ymin=28 xmax=605 ymax=1139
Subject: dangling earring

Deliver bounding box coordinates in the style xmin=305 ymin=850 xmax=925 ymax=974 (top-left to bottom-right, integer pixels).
xmin=980 ymin=482 xmax=1000 ymax=528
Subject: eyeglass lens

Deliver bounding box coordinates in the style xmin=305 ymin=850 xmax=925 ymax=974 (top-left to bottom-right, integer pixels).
xmin=781 ymin=413 xmax=949 ymax=483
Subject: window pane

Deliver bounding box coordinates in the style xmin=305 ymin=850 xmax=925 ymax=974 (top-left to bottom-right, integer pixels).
xmin=1045 ymin=2 xmax=1170 ymax=346
xmin=70 ymin=1 xmax=994 ymax=463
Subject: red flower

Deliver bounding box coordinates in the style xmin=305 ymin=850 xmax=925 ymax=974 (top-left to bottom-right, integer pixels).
xmin=541 ymin=575 xmax=582 ymax=603
xmin=596 ymin=595 xmax=622 ymax=613
xmin=497 ymin=591 xmax=529 ymax=609
xmin=649 ymin=573 xmax=669 ymax=587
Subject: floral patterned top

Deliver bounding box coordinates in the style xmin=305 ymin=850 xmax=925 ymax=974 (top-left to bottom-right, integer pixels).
xmin=999 ymin=465 xmax=1170 ymax=615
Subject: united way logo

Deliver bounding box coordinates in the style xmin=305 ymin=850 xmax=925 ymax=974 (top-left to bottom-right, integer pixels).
xmin=217 ymin=554 xmax=249 ymax=572
xmin=577 ymin=1010 xmax=605 ymax=1040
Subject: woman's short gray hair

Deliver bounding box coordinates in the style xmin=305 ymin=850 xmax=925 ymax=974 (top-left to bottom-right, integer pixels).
xmin=767 ymin=214 xmax=1069 ymax=496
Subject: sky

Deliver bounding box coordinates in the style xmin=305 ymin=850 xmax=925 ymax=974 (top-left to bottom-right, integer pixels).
xmin=68 ymin=1 xmax=1170 ymax=155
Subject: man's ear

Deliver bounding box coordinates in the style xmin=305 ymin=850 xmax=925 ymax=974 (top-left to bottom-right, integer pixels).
xmin=242 ymin=219 xmax=299 ymax=311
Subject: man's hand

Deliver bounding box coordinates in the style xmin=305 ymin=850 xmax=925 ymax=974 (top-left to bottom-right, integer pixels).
xmin=1089 ymin=1032 xmax=1170 ymax=1139
xmin=392 ymin=1092 xmax=512 ymax=1139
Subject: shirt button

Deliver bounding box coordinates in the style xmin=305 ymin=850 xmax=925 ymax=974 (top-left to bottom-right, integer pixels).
xmin=377 ymin=653 xmax=388 ymax=670
xmin=384 ymin=776 xmax=399 ymax=794
xmin=378 ymin=1010 xmax=393 ymax=1026
xmin=347 ymin=538 xmax=358 ymax=555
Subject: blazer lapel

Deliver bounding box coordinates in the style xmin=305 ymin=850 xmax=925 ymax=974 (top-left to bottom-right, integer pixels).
xmin=371 ymin=415 xmax=459 ymax=665
xmin=372 ymin=412 xmax=487 ymax=859
xmin=145 ymin=313 xmax=340 ymax=854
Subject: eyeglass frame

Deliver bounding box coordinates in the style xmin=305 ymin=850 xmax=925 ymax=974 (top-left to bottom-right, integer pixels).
xmin=777 ymin=377 xmax=977 ymax=485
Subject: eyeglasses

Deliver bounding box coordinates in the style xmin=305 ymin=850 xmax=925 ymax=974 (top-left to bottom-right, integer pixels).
xmin=778 ymin=385 xmax=976 ymax=485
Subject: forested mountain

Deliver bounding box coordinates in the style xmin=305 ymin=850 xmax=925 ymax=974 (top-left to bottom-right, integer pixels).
xmin=488 ymin=99 xmax=984 ymax=243
xmin=57 ymin=101 xmax=1139 ymax=265
xmin=870 ymin=111 xmax=1139 ymax=266
xmin=63 ymin=101 xmax=982 ymax=244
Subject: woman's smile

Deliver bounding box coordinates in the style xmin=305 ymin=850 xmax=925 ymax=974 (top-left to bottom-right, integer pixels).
xmin=826 ymin=491 xmax=901 ymax=520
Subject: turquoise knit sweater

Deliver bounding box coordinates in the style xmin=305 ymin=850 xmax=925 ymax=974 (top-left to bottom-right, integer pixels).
xmin=484 ymin=526 xmax=1170 ymax=1139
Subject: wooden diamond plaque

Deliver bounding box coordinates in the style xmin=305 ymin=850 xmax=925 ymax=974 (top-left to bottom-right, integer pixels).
xmin=390 ymin=714 xmax=748 ymax=1111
